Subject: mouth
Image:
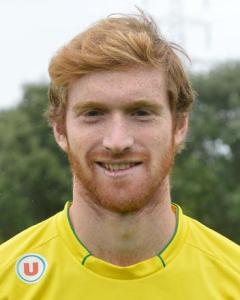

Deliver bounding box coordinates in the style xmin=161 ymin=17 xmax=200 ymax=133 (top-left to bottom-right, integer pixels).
xmin=95 ymin=161 xmax=142 ymax=173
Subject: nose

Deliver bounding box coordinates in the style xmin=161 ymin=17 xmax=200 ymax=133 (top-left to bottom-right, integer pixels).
xmin=103 ymin=114 xmax=134 ymax=154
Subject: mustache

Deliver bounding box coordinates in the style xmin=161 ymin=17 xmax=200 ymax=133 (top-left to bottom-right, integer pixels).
xmin=87 ymin=150 xmax=149 ymax=161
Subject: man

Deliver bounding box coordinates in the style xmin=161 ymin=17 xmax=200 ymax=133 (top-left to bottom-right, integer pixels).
xmin=0 ymin=12 xmax=239 ymax=299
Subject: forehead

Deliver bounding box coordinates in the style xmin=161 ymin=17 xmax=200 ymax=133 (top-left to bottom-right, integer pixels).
xmin=68 ymin=66 xmax=167 ymax=107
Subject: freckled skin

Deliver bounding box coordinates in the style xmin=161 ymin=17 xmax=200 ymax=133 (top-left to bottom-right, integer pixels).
xmin=54 ymin=66 xmax=186 ymax=214
xmin=53 ymin=66 xmax=188 ymax=265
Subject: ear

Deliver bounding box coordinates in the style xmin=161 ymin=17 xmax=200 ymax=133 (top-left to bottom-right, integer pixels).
xmin=174 ymin=113 xmax=189 ymax=148
xmin=52 ymin=122 xmax=68 ymax=152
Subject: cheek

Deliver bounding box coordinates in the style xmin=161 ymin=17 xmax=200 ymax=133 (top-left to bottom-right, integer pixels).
xmin=146 ymin=128 xmax=172 ymax=148
xmin=66 ymin=133 xmax=85 ymax=163
xmin=66 ymin=122 xmax=91 ymax=148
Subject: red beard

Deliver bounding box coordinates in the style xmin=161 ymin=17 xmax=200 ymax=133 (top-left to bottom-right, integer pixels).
xmin=67 ymin=138 xmax=176 ymax=214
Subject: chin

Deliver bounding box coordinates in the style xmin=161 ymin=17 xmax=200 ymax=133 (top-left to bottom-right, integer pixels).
xmin=86 ymin=179 xmax=163 ymax=214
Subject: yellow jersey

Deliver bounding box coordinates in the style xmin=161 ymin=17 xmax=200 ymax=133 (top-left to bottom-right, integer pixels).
xmin=0 ymin=202 xmax=239 ymax=299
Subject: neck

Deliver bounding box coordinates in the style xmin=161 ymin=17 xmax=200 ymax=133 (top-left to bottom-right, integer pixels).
xmin=69 ymin=178 xmax=176 ymax=266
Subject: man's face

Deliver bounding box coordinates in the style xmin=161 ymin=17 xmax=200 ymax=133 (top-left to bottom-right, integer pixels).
xmin=54 ymin=66 xmax=187 ymax=213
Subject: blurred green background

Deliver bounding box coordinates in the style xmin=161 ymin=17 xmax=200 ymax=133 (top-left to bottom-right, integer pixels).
xmin=0 ymin=62 xmax=240 ymax=244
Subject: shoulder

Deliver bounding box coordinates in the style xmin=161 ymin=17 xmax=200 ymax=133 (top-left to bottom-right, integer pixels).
xmin=184 ymin=214 xmax=240 ymax=274
xmin=0 ymin=212 xmax=60 ymax=272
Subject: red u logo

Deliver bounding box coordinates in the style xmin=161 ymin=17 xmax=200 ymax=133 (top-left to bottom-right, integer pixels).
xmin=23 ymin=262 xmax=39 ymax=276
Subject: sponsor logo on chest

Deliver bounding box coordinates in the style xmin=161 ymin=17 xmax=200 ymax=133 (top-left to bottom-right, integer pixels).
xmin=16 ymin=253 xmax=48 ymax=284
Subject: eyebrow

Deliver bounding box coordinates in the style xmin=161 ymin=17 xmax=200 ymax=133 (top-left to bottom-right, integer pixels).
xmin=72 ymin=99 xmax=164 ymax=114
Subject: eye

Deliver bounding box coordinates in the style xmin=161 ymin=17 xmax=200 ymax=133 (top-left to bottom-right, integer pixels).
xmin=84 ymin=109 xmax=104 ymax=117
xmin=132 ymin=109 xmax=151 ymax=117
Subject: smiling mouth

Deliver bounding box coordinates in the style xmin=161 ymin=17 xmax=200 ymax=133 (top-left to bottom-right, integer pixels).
xmin=96 ymin=162 xmax=142 ymax=172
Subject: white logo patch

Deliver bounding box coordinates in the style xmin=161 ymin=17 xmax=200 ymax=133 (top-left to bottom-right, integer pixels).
xmin=16 ymin=253 xmax=48 ymax=284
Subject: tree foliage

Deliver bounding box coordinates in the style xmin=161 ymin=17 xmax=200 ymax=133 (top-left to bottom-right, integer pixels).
xmin=0 ymin=85 xmax=71 ymax=242
xmin=0 ymin=62 xmax=240 ymax=244
xmin=172 ymin=62 xmax=240 ymax=243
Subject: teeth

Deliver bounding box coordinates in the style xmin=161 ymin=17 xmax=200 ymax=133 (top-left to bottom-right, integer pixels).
xmin=101 ymin=163 xmax=136 ymax=171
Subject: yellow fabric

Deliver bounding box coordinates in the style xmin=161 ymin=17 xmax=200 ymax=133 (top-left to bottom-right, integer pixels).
xmin=0 ymin=202 xmax=239 ymax=299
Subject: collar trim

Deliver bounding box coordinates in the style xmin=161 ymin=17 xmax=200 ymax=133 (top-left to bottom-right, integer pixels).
xmin=56 ymin=201 xmax=188 ymax=279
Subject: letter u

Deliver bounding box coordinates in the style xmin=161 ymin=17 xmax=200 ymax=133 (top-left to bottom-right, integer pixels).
xmin=23 ymin=262 xmax=39 ymax=276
